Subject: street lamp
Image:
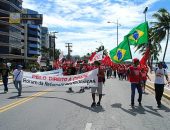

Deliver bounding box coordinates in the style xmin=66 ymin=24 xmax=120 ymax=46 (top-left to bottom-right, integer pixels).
xmin=107 ymin=20 xmax=121 ymax=46
xmin=143 ymin=7 xmax=148 ymax=22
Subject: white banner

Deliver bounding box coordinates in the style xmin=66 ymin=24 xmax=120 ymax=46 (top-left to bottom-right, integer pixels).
xmin=22 ymin=69 xmax=98 ymax=87
xmin=88 ymin=51 xmax=103 ymax=64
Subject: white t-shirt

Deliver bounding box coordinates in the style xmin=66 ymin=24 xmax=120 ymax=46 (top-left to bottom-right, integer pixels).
xmin=154 ymin=68 xmax=168 ymax=84
xmin=13 ymin=69 xmax=23 ymax=81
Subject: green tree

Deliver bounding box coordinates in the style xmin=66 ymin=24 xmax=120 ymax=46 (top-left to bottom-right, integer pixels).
xmin=136 ymin=28 xmax=161 ymax=62
xmin=151 ymin=8 xmax=170 ymax=61
xmin=54 ymin=49 xmax=61 ymax=60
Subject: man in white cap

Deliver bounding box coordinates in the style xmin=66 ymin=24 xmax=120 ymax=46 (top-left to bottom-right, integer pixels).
xmin=13 ymin=65 xmax=23 ymax=96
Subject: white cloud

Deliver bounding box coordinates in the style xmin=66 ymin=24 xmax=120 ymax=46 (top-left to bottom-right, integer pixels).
xmin=22 ymin=0 xmax=170 ymax=61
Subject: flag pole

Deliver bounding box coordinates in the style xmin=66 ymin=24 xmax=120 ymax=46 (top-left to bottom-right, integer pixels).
xmin=126 ymin=36 xmax=132 ymax=59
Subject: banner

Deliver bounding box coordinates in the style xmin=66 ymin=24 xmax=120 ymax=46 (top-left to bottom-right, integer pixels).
xmin=22 ymin=69 xmax=98 ymax=87
xmin=88 ymin=51 xmax=103 ymax=64
xmin=9 ymin=13 xmax=20 ymax=24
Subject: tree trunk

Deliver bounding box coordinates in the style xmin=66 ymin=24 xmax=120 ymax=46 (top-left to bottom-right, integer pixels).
xmin=163 ymin=29 xmax=169 ymax=61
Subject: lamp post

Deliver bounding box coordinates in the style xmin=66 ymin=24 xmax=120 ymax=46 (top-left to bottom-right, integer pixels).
xmin=143 ymin=7 xmax=148 ymax=22
xmin=107 ymin=20 xmax=121 ymax=46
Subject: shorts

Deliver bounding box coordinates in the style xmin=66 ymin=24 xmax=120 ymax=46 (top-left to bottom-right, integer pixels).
xmin=91 ymin=82 xmax=103 ymax=94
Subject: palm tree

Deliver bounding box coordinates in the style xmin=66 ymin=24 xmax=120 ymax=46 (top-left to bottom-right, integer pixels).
xmin=135 ymin=28 xmax=161 ymax=67
xmin=151 ymin=8 xmax=170 ymax=61
xmin=54 ymin=49 xmax=61 ymax=60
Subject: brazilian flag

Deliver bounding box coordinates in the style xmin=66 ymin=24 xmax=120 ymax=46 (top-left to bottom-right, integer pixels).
xmin=109 ymin=36 xmax=132 ymax=63
xmin=128 ymin=22 xmax=148 ymax=45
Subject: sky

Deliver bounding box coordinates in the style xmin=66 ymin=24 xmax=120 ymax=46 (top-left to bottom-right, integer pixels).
xmin=23 ymin=0 xmax=170 ymax=62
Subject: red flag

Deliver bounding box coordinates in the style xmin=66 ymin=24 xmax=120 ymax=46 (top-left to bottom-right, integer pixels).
xmin=140 ymin=47 xmax=150 ymax=66
xmin=88 ymin=52 xmax=96 ymax=63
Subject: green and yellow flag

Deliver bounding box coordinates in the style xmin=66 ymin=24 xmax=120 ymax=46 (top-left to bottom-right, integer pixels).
xmin=128 ymin=22 xmax=148 ymax=45
xmin=109 ymin=37 xmax=132 ymax=63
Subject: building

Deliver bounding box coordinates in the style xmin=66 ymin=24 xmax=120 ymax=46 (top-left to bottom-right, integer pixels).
xmin=0 ymin=0 xmax=23 ymax=63
xmin=49 ymin=34 xmax=55 ymax=60
xmin=40 ymin=27 xmax=49 ymax=66
xmin=41 ymin=27 xmax=49 ymax=48
xmin=21 ymin=9 xmax=42 ymax=63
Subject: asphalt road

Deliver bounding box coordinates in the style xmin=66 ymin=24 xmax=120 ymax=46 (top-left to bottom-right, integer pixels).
xmin=0 ymin=78 xmax=170 ymax=130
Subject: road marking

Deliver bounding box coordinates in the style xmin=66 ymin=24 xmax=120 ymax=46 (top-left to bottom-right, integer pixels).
xmin=85 ymin=123 xmax=92 ymax=130
xmin=147 ymin=81 xmax=170 ymax=90
xmin=0 ymin=88 xmax=54 ymax=113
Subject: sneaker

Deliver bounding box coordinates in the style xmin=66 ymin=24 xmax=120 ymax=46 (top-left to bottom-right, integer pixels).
xmin=79 ymin=89 xmax=82 ymax=93
xmin=4 ymin=91 xmax=7 ymax=93
xmin=68 ymin=88 xmax=74 ymax=92
xmin=157 ymin=105 xmax=161 ymax=108
xmin=139 ymin=102 xmax=142 ymax=106
xmin=91 ymin=102 xmax=96 ymax=107
xmin=97 ymin=102 xmax=101 ymax=106
xmin=131 ymin=103 xmax=134 ymax=108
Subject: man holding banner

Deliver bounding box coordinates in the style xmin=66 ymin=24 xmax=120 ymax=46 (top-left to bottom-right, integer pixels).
xmin=91 ymin=61 xmax=105 ymax=107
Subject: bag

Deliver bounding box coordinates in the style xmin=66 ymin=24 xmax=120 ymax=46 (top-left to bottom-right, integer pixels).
xmin=13 ymin=71 xmax=21 ymax=85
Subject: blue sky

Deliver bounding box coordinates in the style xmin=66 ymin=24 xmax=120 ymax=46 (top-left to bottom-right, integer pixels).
xmin=23 ymin=0 xmax=170 ymax=61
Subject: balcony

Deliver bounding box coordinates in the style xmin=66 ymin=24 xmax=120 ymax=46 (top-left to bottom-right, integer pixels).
xmin=28 ymin=37 xmax=40 ymax=42
xmin=28 ymin=43 xmax=40 ymax=48
xmin=28 ymin=50 xmax=40 ymax=55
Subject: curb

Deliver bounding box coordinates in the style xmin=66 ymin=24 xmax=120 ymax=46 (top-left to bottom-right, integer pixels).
xmin=146 ymin=84 xmax=170 ymax=100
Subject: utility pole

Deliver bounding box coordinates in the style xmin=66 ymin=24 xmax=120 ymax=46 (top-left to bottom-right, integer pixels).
xmin=65 ymin=43 xmax=72 ymax=60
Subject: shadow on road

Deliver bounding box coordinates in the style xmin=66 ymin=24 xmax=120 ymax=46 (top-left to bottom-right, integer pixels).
xmin=145 ymin=105 xmax=170 ymax=112
xmin=7 ymin=95 xmax=20 ymax=99
xmin=39 ymin=96 xmax=105 ymax=113
xmin=111 ymin=103 xmax=163 ymax=117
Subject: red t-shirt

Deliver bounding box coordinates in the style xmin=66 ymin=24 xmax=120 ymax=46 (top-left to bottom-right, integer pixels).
xmin=141 ymin=71 xmax=147 ymax=81
xmin=128 ymin=66 xmax=141 ymax=83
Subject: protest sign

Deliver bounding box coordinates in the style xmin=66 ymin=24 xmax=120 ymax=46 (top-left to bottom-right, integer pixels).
xmin=22 ymin=69 xmax=98 ymax=87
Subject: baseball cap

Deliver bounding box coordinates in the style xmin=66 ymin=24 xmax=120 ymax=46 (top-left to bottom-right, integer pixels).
xmin=133 ymin=58 xmax=139 ymax=63
xmin=18 ymin=65 xmax=23 ymax=68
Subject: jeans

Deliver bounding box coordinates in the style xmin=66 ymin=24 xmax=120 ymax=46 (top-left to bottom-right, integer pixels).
xmin=2 ymin=76 xmax=8 ymax=91
xmin=131 ymin=83 xmax=142 ymax=105
xmin=14 ymin=81 xmax=22 ymax=95
xmin=154 ymin=84 xmax=164 ymax=105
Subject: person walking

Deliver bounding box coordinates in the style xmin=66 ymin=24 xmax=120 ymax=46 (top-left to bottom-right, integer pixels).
xmin=91 ymin=61 xmax=105 ymax=107
xmin=0 ymin=63 xmax=10 ymax=93
xmin=154 ymin=62 xmax=170 ymax=108
xmin=141 ymin=67 xmax=150 ymax=93
xmin=127 ymin=58 xmax=142 ymax=107
xmin=13 ymin=65 xmax=23 ymax=96
xmin=66 ymin=63 xmax=77 ymax=92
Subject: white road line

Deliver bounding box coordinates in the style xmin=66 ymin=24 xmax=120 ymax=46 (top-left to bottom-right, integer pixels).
xmin=85 ymin=123 xmax=92 ymax=130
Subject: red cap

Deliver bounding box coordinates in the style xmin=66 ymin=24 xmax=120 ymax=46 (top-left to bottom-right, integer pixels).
xmin=133 ymin=58 xmax=139 ymax=63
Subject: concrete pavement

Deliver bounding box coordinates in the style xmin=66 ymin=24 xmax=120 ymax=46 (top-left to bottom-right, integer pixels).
xmin=0 ymin=78 xmax=170 ymax=130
